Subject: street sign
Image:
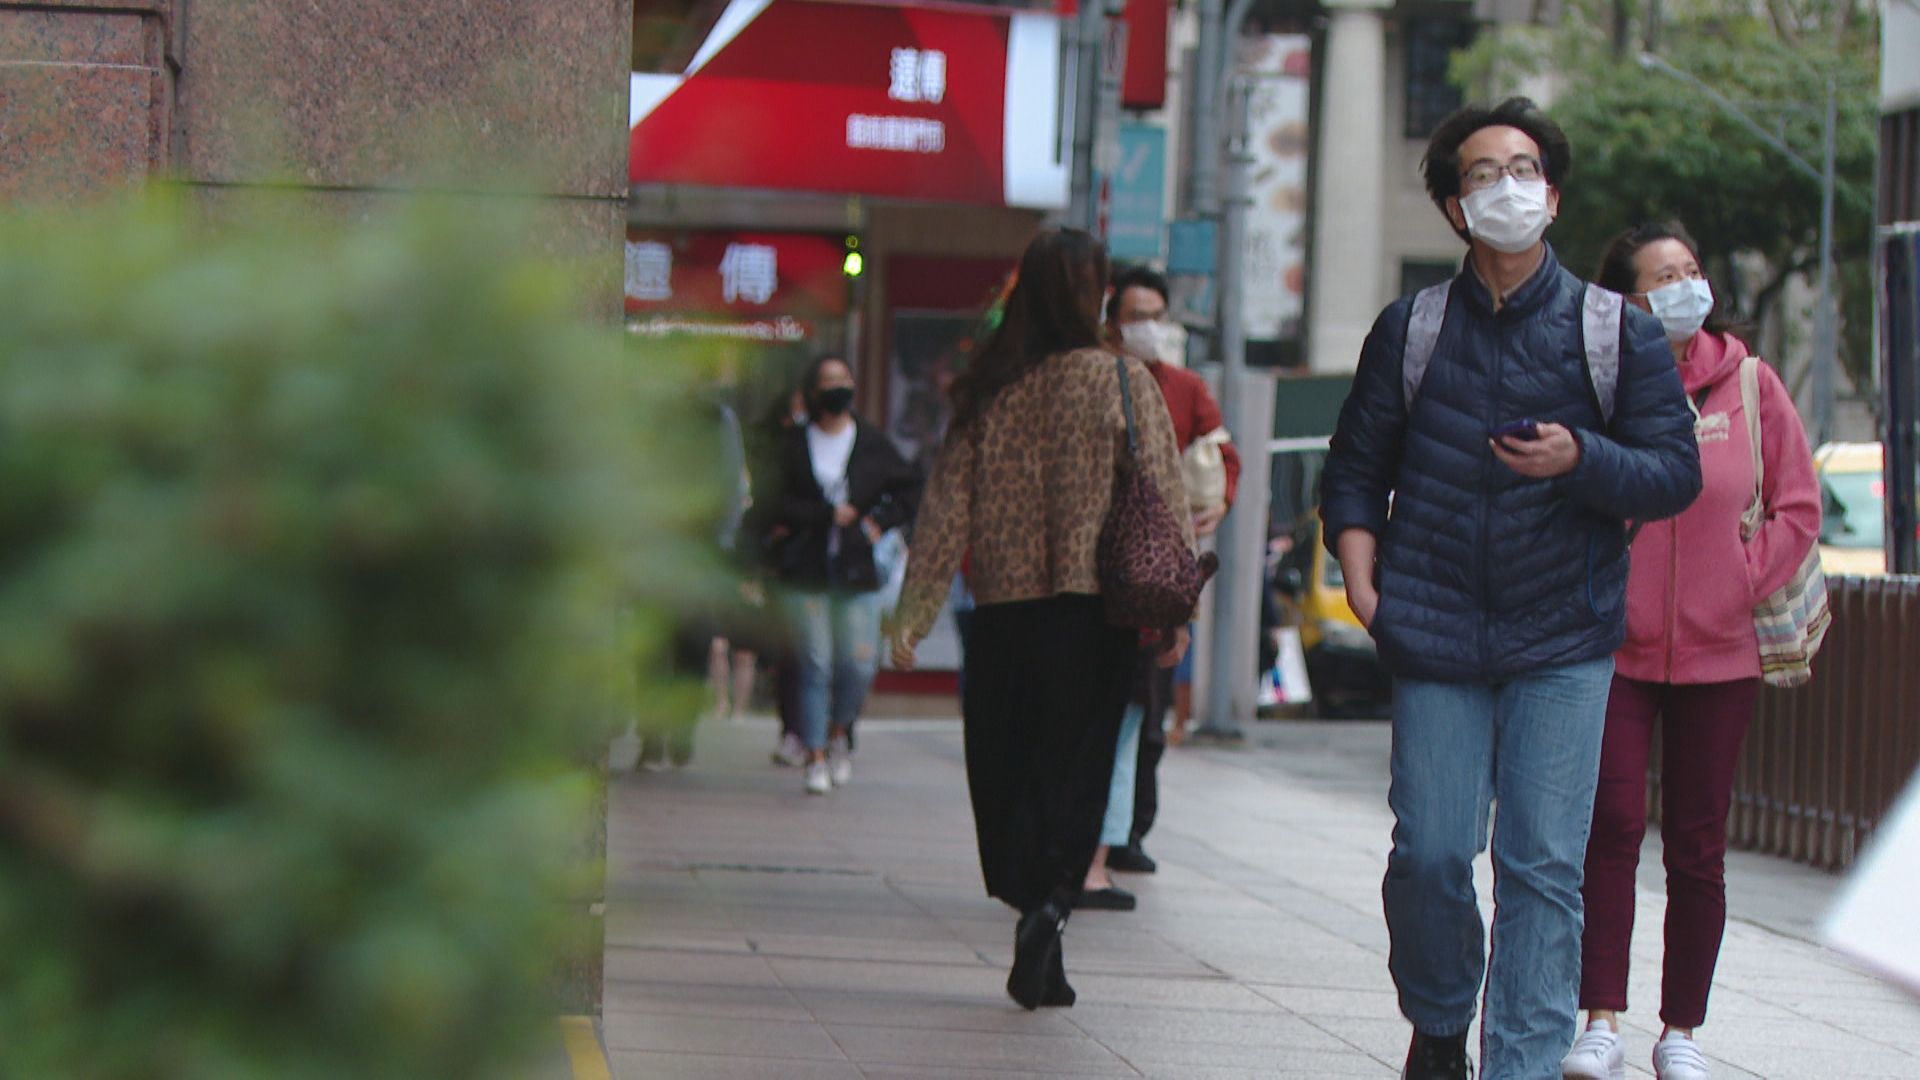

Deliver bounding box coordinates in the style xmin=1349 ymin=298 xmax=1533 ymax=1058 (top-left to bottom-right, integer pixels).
xmin=1104 ymin=122 xmax=1166 ymax=261
xmin=1167 ymin=217 xmax=1216 ymax=329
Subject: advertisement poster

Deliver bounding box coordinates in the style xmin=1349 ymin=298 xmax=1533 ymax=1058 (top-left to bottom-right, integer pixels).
xmin=1235 ymin=34 xmax=1311 ymax=346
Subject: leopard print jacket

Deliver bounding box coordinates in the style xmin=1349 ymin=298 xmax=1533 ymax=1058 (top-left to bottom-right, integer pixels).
xmin=895 ymin=347 xmax=1193 ymax=644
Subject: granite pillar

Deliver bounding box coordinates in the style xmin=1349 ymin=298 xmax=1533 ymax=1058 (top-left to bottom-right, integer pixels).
xmin=0 ymin=0 xmax=175 ymax=201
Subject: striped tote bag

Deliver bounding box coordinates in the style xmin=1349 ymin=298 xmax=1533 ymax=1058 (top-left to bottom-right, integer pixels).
xmin=1738 ymin=357 xmax=1831 ymax=688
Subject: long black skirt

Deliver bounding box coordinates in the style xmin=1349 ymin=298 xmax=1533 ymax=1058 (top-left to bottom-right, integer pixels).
xmin=961 ymin=593 xmax=1136 ymax=914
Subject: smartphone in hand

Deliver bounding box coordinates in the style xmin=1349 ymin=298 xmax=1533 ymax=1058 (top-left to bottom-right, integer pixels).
xmin=1490 ymin=419 xmax=1540 ymax=442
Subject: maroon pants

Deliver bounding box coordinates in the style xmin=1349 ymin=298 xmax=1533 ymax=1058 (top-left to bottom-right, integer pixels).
xmin=1579 ymin=675 xmax=1758 ymax=1029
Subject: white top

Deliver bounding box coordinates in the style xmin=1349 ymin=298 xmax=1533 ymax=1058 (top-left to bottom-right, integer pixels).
xmin=806 ymin=422 xmax=856 ymax=506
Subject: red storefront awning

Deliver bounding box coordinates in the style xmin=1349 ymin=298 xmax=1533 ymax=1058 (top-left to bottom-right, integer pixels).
xmin=630 ymin=0 xmax=1069 ymax=209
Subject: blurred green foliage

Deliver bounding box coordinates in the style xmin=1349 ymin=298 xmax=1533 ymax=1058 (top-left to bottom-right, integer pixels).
xmin=0 ymin=195 xmax=713 ymax=1078
xmin=1451 ymin=0 xmax=1881 ymax=391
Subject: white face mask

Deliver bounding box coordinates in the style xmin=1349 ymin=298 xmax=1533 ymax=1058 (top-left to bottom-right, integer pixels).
xmin=1459 ymin=176 xmax=1553 ymax=254
xmin=1646 ymin=278 xmax=1714 ymax=343
xmin=1119 ymin=319 xmax=1187 ymax=367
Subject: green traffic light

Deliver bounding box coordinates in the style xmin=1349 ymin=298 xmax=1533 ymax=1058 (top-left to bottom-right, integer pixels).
xmin=843 ymin=250 xmax=865 ymax=277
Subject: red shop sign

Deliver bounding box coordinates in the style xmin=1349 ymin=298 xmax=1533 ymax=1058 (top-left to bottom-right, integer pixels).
xmin=626 ymin=229 xmax=849 ymax=340
xmin=630 ymin=0 xmax=1068 ymax=208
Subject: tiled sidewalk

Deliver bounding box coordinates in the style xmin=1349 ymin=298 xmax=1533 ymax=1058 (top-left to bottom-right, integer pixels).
xmin=603 ymin=716 xmax=1920 ymax=1078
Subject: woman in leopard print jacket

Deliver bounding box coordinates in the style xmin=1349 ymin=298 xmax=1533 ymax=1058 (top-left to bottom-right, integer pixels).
xmin=890 ymin=228 xmax=1191 ymax=1012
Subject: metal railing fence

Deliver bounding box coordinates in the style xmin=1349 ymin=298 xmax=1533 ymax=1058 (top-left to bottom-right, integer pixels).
xmin=1650 ymin=575 xmax=1920 ymax=872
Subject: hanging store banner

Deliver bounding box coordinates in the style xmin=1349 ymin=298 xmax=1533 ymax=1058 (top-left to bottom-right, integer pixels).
xmin=630 ymin=0 xmax=1069 ymax=209
xmin=1236 ymin=33 xmax=1312 ymax=344
xmin=625 ymin=229 xmax=848 ymax=340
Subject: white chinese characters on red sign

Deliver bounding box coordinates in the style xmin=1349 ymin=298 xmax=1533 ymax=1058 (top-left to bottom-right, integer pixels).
xmin=888 ymin=48 xmax=946 ymax=103
xmin=850 ymin=47 xmax=948 ymax=155
xmin=626 ymin=241 xmax=674 ymax=302
xmin=718 ymin=243 xmax=779 ymax=304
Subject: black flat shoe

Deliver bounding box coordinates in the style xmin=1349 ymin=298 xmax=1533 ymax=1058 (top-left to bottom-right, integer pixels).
xmin=1106 ymin=844 xmax=1158 ymax=874
xmin=1074 ymin=886 xmax=1136 ymax=911
xmin=1041 ymin=940 xmax=1075 ymax=1006
xmin=1007 ymin=903 xmax=1066 ymax=1011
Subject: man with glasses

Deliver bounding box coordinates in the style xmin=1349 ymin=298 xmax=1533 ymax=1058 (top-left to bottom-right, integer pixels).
xmin=1320 ymin=97 xmax=1700 ymax=1079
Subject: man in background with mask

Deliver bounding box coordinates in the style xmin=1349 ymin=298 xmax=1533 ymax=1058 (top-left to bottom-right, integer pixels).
xmin=1319 ymin=98 xmax=1700 ymax=1080
xmin=1093 ymin=266 xmax=1239 ymax=892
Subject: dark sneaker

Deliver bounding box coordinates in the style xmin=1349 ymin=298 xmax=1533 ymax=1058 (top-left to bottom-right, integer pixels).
xmin=1402 ymin=1031 xmax=1473 ymax=1080
xmin=1106 ymin=844 xmax=1158 ymax=874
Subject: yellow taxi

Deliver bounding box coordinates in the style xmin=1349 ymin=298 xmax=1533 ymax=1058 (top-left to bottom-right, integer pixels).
xmin=1814 ymin=442 xmax=1886 ymax=576
xmin=1276 ymin=517 xmax=1389 ymax=718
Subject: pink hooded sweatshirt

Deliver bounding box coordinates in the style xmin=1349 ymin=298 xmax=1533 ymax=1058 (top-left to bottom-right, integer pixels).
xmin=1617 ymin=331 xmax=1822 ymax=685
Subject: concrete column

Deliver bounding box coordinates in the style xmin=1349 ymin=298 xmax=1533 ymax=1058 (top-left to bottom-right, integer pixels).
xmin=1306 ymin=0 xmax=1391 ymax=374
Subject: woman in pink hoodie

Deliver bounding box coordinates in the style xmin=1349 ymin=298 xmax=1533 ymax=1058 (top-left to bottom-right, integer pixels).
xmin=1559 ymin=223 xmax=1822 ymax=1080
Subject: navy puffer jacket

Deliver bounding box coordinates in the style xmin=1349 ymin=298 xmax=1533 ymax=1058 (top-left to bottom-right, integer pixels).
xmin=1320 ymin=247 xmax=1701 ymax=683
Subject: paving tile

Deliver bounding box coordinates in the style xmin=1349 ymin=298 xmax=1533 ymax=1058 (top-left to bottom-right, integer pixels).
xmin=609 ymin=1051 xmax=865 ymax=1080
xmin=1246 ymin=984 xmax=1402 ymax=1019
xmin=1055 ymin=974 xmax=1290 ymax=1012
xmin=1135 ymin=1064 xmax=1399 ymax=1079
xmin=604 ymin=947 xmax=781 ymax=988
xmin=864 ymin=1060 xmax=1128 ymax=1068
xmin=768 ymin=956 xmax=1008 ymax=1000
xmin=741 ymin=931 xmax=982 ymax=965
xmin=1064 ymin=1002 xmax=1352 ymax=1051
xmin=792 ymin=989 xmax=1082 ymax=1036
xmin=601 ymin=1013 xmax=846 ymax=1059
xmin=602 ymin=983 xmax=812 ymax=1024
xmin=826 ymin=1022 xmax=1136 ymax=1074
xmin=1097 ymin=1033 xmax=1398 ymax=1074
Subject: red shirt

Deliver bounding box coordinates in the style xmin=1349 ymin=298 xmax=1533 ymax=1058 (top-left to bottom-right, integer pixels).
xmin=1145 ymin=360 xmax=1241 ymax=507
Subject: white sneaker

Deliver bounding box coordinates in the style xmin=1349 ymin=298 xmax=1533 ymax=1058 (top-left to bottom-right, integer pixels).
xmin=1562 ymin=1022 xmax=1625 ymax=1080
xmin=804 ymin=760 xmax=832 ymax=795
xmin=827 ymin=735 xmax=853 ymax=786
xmin=771 ymin=732 xmax=806 ymax=767
xmin=1652 ymin=1033 xmax=1710 ymax=1079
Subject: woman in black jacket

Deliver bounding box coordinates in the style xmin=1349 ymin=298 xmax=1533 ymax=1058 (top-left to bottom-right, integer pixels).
xmin=759 ymin=356 xmax=918 ymax=795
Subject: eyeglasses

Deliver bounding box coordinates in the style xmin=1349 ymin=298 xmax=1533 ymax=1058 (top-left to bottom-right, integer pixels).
xmin=1460 ymin=155 xmax=1543 ymax=193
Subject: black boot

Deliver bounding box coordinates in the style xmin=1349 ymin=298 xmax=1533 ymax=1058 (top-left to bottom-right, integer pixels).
xmin=1401 ymin=1030 xmax=1473 ymax=1080
xmin=1007 ymin=902 xmax=1066 ymax=1011
xmin=1041 ymin=940 xmax=1075 ymax=1007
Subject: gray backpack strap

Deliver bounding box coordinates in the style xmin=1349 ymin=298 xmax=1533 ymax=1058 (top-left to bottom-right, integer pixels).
xmin=1582 ymin=284 xmax=1623 ymax=424
xmin=1403 ymin=280 xmax=1453 ymax=410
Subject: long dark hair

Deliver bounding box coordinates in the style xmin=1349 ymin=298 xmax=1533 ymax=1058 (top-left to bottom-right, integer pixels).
xmin=798 ymin=353 xmax=850 ymax=410
xmin=948 ymin=228 xmax=1109 ymax=433
xmin=1594 ymin=220 xmax=1743 ymax=337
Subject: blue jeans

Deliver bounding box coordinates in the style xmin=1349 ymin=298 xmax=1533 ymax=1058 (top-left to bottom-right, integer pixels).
xmin=1100 ymin=702 xmax=1146 ymax=846
xmin=1384 ymin=658 xmax=1613 ymax=1079
xmin=784 ymin=590 xmax=883 ymax=751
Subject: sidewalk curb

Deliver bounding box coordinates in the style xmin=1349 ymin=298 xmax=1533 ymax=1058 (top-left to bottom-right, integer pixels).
xmin=557 ymin=1017 xmax=610 ymax=1080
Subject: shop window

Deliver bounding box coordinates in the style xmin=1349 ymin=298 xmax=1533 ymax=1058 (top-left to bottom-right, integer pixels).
xmin=1404 ymin=17 xmax=1476 ymax=140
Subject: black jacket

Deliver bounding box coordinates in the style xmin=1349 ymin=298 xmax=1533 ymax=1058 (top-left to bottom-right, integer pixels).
xmin=1320 ymin=247 xmax=1702 ymax=682
xmin=755 ymin=416 xmax=919 ymax=592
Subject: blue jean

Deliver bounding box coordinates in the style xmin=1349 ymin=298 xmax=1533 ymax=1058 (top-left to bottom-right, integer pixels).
xmin=1384 ymin=657 xmax=1613 ymax=1079
xmin=784 ymin=590 xmax=883 ymax=751
xmin=1100 ymin=702 xmax=1146 ymax=846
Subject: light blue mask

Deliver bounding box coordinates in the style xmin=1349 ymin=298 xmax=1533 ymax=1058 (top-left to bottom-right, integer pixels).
xmin=1647 ymin=278 xmax=1713 ymax=343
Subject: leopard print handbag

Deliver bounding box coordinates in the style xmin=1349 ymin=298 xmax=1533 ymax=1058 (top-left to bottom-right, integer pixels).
xmin=1096 ymin=355 xmax=1219 ymax=629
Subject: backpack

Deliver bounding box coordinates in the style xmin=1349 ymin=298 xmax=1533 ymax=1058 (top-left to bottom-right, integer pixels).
xmin=1402 ymin=279 xmax=1625 ymax=424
